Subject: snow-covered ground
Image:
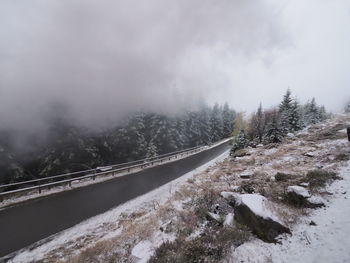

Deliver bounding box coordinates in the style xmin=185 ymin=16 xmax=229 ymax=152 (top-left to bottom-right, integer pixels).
xmin=229 ymin=161 xmax=350 ymax=263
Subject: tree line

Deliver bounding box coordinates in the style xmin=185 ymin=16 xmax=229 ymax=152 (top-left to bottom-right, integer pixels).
xmin=0 ymin=103 xmax=235 ymax=185
xmin=231 ymin=89 xmax=329 ymax=154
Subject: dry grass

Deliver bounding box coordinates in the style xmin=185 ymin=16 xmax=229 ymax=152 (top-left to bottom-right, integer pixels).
xmin=53 ymin=115 xmax=350 ymax=262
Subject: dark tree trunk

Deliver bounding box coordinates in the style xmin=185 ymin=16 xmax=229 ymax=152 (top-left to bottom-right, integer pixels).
xmin=347 ymin=127 xmax=350 ymax=142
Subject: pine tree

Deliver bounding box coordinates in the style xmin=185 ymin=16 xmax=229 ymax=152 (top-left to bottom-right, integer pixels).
xmin=248 ymin=103 xmax=265 ymax=143
xmin=222 ymin=102 xmax=235 ymax=138
xmin=185 ymin=111 xmax=202 ymax=147
xmin=230 ymin=129 xmax=249 ymax=155
xmin=210 ymin=103 xmax=223 ymax=142
xmin=264 ymin=111 xmax=284 ymax=143
xmin=279 ymin=89 xmax=293 ymax=133
xmin=289 ymin=100 xmax=303 ymax=131
xmin=198 ymin=105 xmax=212 ymax=145
xmin=303 ymin=98 xmax=319 ymax=125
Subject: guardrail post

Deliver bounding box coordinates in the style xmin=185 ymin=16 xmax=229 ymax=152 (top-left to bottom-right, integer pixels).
xmin=128 ymin=168 xmax=130 ymax=172
xmin=68 ymin=181 xmax=72 ymax=187
xmin=347 ymin=127 xmax=350 ymax=142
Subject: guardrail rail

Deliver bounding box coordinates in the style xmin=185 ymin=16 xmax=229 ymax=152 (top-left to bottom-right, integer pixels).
xmin=0 ymin=145 xmax=205 ymax=202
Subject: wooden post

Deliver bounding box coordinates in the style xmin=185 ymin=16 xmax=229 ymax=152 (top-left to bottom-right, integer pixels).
xmin=347 ymin=127 xmax=350 ymax=142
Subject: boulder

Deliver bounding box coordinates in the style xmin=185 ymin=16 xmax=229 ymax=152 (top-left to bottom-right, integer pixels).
xmin=221 ymin=192 xmax=290 ymax=243
xmin=286 ymin=186 xmax=325 ymax=208
xmin=232 ymin=149 xmax=251 ymax=158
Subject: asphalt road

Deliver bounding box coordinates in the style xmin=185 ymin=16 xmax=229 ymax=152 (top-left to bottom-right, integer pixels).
xmin=0 ymin=141 xmax=230 ymax=259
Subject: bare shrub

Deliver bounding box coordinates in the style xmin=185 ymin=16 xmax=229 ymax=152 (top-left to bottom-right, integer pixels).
xmin=149 ymin=225 xmax=251 ymax=263
xmin=306 ymin=169 xmax=340 ymax=189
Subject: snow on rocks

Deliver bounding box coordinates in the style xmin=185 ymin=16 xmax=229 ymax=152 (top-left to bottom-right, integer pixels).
xmin=286 ymin=186 xmax=325 ymax=208
xmin=221 ymin=192 xmax=290 ymax=243
xmin=287 ymin=186 xmax=311 ymax=198
xmin=224 ymin=213 xmax=234 ymax=226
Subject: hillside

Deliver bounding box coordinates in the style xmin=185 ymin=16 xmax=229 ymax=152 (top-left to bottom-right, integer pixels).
xmin=8 ymin=114 xmax=350 ymax=263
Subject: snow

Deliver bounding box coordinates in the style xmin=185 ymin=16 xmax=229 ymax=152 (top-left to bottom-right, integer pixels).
xmin=220 ymin=191 xmax=235 ymax=200
xmin=287 ymin=185 xmax=311 ymax=198
xmin=8 ymin=149 xmax=230 ymax=263
xmin=208 ymin=212 xmax=222 ymax=222
xmin=230 ymin=161 xmax=350 ymax=263
xmin=224 ymin=213 xmax=234 ymax=226
xmin=131 ymin=240 xmax=153 ymax=263
xmin=235 ymin=194 xmax=281 ymax=223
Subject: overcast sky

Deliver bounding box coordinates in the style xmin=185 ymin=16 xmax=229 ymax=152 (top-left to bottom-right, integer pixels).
xmin=0 ymin=0 xmax=349 ymax=130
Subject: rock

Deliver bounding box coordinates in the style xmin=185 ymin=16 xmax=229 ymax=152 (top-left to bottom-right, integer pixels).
xmin=233 ymin=149 xmax=251 ymax=158
xmin=286 ymin=133 xmax=295 ymax=138
xmin=286 ymin=186 xmax=325 ymax=208
xmin=207 ymin=212 xmax=223 ymax=223
xmin=304 ymin=152 xmax=316 ymax=157
xmin=229 ymin=193 xmax=290 ymax=243
xmin=299 ymin=182 xmax=309 ymax=187
xmin=287 ymin=185 xmax=311 ymax=198
xmin=230 ymin=185 xmax=241 ymax=191
xmin=306 ymin=196 xmax=325 ymax=208
xmin=309 ymin=220 xmax=317 ymax=226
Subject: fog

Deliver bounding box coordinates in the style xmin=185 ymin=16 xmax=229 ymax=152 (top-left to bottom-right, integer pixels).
xmin=0 ymin=0 xmax=349 ymax=132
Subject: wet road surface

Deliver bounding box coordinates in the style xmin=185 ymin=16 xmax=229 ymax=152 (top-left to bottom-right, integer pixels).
xmin=0 ymin=141 xmax=230 ymax=258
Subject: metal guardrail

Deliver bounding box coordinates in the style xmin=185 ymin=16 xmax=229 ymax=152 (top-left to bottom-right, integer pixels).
xmin=0 ymin=145 xmax=204 ymax=202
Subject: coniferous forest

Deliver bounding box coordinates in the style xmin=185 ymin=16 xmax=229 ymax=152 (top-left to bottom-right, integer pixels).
xmin=231 ymin=90 xmax=330 ymax=155
xmin=0 ymin=103 xmax=235 ymax=185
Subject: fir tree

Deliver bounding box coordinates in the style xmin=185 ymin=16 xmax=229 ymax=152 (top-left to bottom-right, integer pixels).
xmin=264 ymin=111 xmax=284 ymax=143
xmin=210 ymin=103 xmax=223 ymax=142
xmin=230 ymin=129 xmax=249 ymax=155
xmin=289 ymin=100 xmax=303 ymax=131
xmin=248 ymin=103 xmax=265 ymax=143
xmin=222 ymin=102 xmax=235 ymax=138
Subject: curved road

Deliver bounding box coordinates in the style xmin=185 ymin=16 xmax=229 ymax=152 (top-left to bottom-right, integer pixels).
xmin=0 ymin=141 xmax=230 ymax=259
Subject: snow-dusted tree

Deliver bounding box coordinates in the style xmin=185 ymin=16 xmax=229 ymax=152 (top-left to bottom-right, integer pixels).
xmin=303 ymin=98 xmax=320 ymax=125
xmin=145 ymin=141 xmax=158 ymax=159
xmin=344 ymin=100 xmax=350 ymax=113
xmin=222 ymin=102 xmax=235 ymax=138
xmin=279 ymin=89 xmax=293 ymax=113
xmin=185 ymin=111 xmax=202 ymax=147
xmin=248 ymin=103 xmax=265 ymax=143
xmin=230 ymin=129 xmax=249 ymax=155
xmin=210 ymin=103 xmax=223 ymax=142
xmin=264 ymin=110 xmax=284 ymax=143
xmin=198 ymin=105 xmax=212 ymax=145
xmin=279 ymin=89 xmax=294 ymax=133
xmin=289 ymin=100 xmax=303 ymax=132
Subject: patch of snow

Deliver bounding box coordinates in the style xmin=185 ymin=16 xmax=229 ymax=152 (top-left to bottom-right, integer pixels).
xmin=224 ymin=213 xmax=234 ymax=226
xmin=220 ymin=191 xmax=235 ymax=199
xmin=132 ymin=240 xmax=153 ymax=263
xmin=236 ymin=194 xmax=281 ymax=223
xmin=208 ymin=212 xmax=222 ymax=222
xmin=287 ymin=186 xmax=311 ymax=198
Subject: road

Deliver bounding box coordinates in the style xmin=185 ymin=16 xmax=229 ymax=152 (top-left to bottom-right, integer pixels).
xmin=0 ymin=141 xmax=230 ymax=259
